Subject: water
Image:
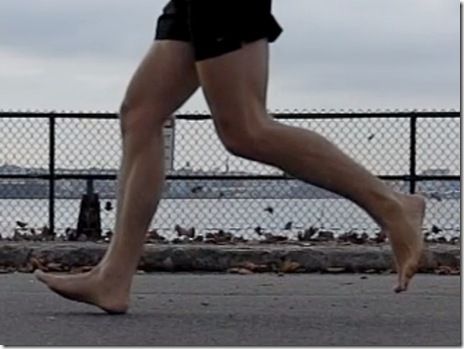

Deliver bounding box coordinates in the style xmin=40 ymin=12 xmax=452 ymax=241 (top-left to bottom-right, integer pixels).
xmin=0 ymin=198 xmax=460 ymax=240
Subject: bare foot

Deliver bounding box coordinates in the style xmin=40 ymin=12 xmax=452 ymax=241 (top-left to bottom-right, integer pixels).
xmin=383 ymin=194 xmax=426 ymax=293
xmin=35 ymin=268 xmax=130 ymax=314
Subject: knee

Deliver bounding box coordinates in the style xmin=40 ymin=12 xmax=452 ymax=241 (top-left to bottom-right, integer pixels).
xmin=218 ymin=118 xmax=273 ymax=161
xmin=119 ymin=99 xmax=171 ymax=139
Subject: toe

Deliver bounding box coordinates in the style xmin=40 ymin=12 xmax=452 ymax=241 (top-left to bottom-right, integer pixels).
xmin=34 ymin=269 xmax=48 ymax=283
xmin=394 ymin=263 xmax=417 ymax=293
xmin=394 ymin=275 xmax=408 ymax=293
xmin=394 ymin=282 xmax=407 ymax=293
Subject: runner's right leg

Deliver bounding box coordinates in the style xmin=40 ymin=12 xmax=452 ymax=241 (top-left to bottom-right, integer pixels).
xmin=36 ymin=40 xmax=199 ymax=314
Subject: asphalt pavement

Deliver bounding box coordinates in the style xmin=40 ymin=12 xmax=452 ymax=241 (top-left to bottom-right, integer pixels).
xmin=0 ymin=273 xmax=461 ymax=346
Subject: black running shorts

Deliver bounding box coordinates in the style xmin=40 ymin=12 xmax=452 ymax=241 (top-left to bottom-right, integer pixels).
xmin=155 ymin=0 xmax=283 ymax=61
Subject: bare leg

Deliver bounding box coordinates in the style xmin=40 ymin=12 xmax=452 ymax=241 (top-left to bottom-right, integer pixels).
xmin=35 ymin=41 xmax=199 ymax=313
xmin=196 ymin=40 xmax=425 ymax=293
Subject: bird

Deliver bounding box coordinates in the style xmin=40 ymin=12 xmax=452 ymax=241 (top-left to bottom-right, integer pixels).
xmin=430 ymin=192 xmax=443 ymax=202
xmin=175 ymin=225 xmax=195 ymax=238
xmin=373 ymin=231 xmax=387 ymax=243
xmin=367 ymin=134 xmax=375 ymax=141
xmin=191 ymin=186 xmax=204 ymax=194
xmin=104 ymin=201 xmax=113 ymax=211
xmin=254 ymin=226 xmax=263 ymax=236
xmin=146 ymin=229 xmax=165 ymax=241
xmin=298 ymin=226 xmax=318 ymax=241
xmin=284 ymin=221 xmax=293 ymax=230
xmin=264 ymin=206 xmax=274 ymax=214
xmin=16 ymin=221 xmax=28 ymax=228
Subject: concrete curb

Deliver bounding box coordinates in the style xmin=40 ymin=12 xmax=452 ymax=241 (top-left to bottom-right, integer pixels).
xmin=0 ymin=242 xmax=460 ymax=274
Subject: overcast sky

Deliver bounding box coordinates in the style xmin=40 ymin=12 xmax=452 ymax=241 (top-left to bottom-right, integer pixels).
xmin=0 ymin=0 xmax=460 ymax=112
xmin=0 ymin=0 xmax=460 ymax=174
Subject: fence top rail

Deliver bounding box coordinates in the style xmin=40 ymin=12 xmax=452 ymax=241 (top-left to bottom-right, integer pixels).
xmin=0 ymin=109 xmax=460 ymax=120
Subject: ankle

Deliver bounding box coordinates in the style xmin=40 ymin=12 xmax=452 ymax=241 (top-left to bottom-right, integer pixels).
xmin=375 ymin=192 xmax=405 ymax=228
xmin=96 ymin=263 xmax=134 ymax=285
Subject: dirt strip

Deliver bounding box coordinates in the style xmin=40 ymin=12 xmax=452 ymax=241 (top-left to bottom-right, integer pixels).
xmin=0 ymin=241 xmax=459 ymax=275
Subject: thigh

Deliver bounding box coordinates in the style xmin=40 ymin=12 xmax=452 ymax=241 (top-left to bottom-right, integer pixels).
xmin=195 ymin=40 xmax=272 ymax=133
xmin=122 ymin=40 xmax=199 ymax=120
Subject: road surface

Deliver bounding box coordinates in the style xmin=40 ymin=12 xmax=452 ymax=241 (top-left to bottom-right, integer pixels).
xmin=0 ymin=273 xmax=460 ymax=346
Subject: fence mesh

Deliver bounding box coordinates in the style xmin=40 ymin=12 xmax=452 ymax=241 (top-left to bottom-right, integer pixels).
xmin=0 ymin=110 xmax=460 ymax=242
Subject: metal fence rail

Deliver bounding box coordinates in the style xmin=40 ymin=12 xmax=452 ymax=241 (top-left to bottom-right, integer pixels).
xmin=0 ymin=109 xmax=460 ymax=240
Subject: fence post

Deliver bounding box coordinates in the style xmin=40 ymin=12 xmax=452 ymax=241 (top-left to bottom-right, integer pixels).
xmin=86 ymin=178 xmax=94 ymax=195
xmin=77 ymin=179 xmax=102 ymax=241
xmin=409 ymin=115 xmax=417 ymax=194
xmin=49 ymin=116 xmax=55 ymax=235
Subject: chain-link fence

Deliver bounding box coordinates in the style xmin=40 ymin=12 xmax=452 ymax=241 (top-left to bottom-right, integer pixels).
xmin=0 ymin=110 xmax=460 ymax=242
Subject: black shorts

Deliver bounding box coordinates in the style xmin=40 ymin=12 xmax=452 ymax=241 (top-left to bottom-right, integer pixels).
xmin=155 ymin=0 xmax=283 ymax=61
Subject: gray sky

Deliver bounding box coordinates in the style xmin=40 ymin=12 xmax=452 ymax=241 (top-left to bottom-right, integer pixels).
xmin=0 ymin=0 xmax=460 ymax=111
xmin=0 ymin=0 xmax=460 ymax=174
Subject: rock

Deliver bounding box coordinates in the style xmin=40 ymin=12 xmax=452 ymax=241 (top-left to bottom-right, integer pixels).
xmin=238 ymin=261 xmax=258 ymax=271
xmin=77 ymin=234 xmax=88 ymax=242
xmin=236 ymin=268 xmax=254 ymax=275
xmin=263 ymin=234 xmax=288 ymax=243
xmin=236 ymin=261 xmax=269 ymax=273
xmin=46 ymin=263 xmax=63 ymax=272
xmin=231 ymin=236 xmax=247 ymax=243
xmin=316 ymin=231 xmax=334 ymax=242
xmin=337 ymin=231 xmax=369 ymax=244
xmin=359 ymin=233 xmax=370 ymax=244
xmin=325 ymin=267 xmax=346 ymax=273
xmin=29 ymin=244 xmax=103 ymax=271
xmin=163 ymin=257 xmax=175 ymax=271
xmin=0 ymin=245 xmax=31 ymax=269
xmin=228 ymin=267 xmax=253 ymax=275
xmin=17 ymin=263 xmax=34 ymax=273
xmin=204 ymin=230 xmax=233 ymax=244
xmin=30 ymin=257 xmax=47 ymax=271
xmin=280 ymin=260 xmax=301 ymax=273
xmin=365 ymin=269 xmax=378 ymax=274
xmin=435 ymin=266 xmax=452 ymax=275
xmin=193 ymin=235 xmax=204 ymax=242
